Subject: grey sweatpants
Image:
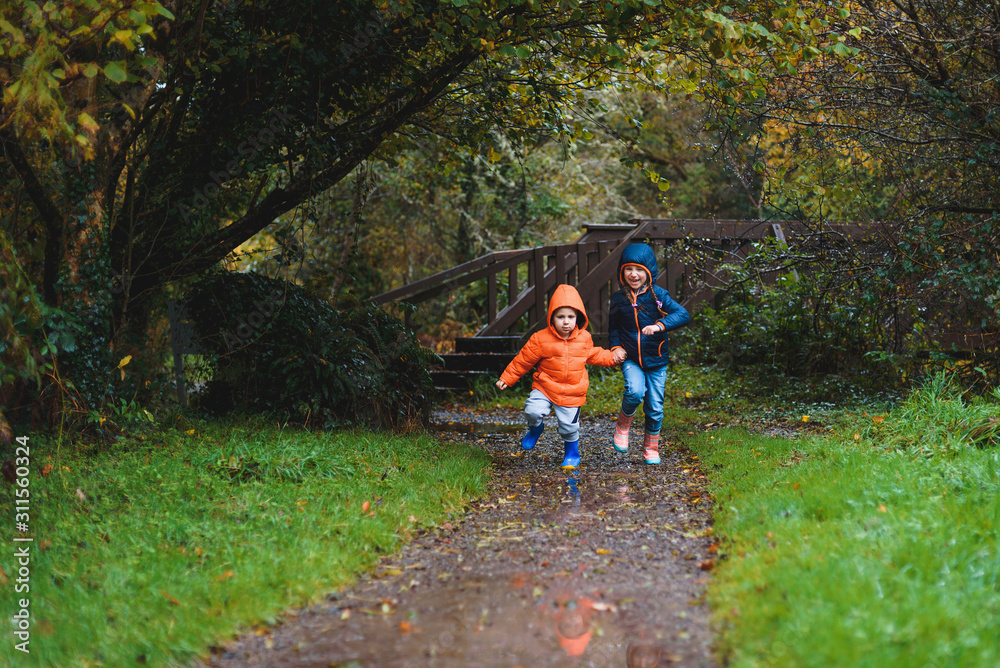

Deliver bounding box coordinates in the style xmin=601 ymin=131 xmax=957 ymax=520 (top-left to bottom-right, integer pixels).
xmin=523 ymin=389 xmax=581 ymax=443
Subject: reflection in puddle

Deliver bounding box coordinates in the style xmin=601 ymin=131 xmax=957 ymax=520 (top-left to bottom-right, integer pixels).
xmin=565 ymin=475 xmax=580 ymax=508
xmin=552 ymin=596 xmax=595 ymax=658
xmin=430 ymin=421 xmax=523 ymax=435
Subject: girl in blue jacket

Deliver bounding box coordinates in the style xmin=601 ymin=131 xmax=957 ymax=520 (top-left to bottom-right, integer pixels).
xmin=608 ymin=243 xmax=691 ymax=464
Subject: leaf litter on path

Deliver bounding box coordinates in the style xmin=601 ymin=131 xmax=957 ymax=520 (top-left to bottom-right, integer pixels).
xmin=206 ymin=406 xmax=717 ymax=667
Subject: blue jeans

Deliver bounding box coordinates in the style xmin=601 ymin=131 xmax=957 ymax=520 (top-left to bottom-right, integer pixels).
xmin=620 ymin=360 xmax=667 ymax=434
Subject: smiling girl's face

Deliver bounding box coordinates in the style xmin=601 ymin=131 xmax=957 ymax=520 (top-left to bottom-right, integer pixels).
xmin=623 ymin=265 xmax=648 ymax=290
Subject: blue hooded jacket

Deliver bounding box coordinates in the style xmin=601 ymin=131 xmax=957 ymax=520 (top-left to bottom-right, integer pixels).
xmin=608 ymin=243 xmax=691 ymax=369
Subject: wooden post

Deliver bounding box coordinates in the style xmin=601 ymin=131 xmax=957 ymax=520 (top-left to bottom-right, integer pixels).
xmin=534 ymin=247 xmax=547 ymax=328
xmin=527 ymin=258 xmax=536 ymax=328
xmin=487 ymin=270 xmax=497 ymax=325
xmin=556 ymin=245 xmax=568 ymax=288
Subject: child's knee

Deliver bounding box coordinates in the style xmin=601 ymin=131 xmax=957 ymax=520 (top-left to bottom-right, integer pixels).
xmin=623 ymin=386 xmax=645 ymax=405
xmin=524 ymin=406 xmax=546 ymax=423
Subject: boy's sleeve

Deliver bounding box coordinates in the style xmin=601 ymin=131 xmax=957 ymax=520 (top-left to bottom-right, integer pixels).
xmin=654 ymin=287 xmax=691 ymax=332
xmin=579 ymin=330 xmax=618 ymax=367
xmin=587 ymin=344 xmax=618 ymax=367
xmin=499 ymin=334 xmax=542 ymax=386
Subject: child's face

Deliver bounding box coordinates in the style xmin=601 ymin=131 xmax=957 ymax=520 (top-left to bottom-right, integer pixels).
xmin=551 ymin=307 xmax=578 ymax=338
xmin=623 ymin=265 xmax=648 ymax=290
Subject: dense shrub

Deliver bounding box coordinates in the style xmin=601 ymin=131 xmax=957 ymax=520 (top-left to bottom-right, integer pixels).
xmin=675 ymin=273 xmax=895 ymax=387
xmin=184 ymin=271 xmax=437 ymax=428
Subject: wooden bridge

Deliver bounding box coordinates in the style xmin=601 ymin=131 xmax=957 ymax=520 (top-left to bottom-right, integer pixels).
xmin=372 ymin=218 xmax=868 ymax=389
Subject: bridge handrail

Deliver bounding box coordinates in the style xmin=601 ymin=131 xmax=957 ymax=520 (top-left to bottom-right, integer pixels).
xmin=370 ymin=219 xmax=875 ymax=337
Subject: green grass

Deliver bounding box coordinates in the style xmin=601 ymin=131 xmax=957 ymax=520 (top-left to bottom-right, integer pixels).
xmin=472 ymin=362 xmax=727 ymax=420
xmin=0 ymin=419 xmax=489 ymax=667
xmin=688 ymin=377 xmax=1000 ymax=667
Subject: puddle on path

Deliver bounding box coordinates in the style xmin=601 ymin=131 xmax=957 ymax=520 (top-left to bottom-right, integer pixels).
xmin=429 ymin=421 xmax=523 ymax=436
xmin=207 ymin=411 xmax=716 ymax=667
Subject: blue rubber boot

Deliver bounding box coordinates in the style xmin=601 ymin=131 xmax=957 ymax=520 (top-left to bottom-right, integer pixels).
xmin=521 ymin=422 xmax=544 ymax=450
xmin=561 ymin=440 xmax=580 ymax=469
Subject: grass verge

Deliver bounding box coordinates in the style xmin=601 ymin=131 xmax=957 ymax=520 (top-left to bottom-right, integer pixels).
xmin=687 ymin=377 xmax=1000 ymax=667
xmin=0 ymin=419 xmax=489 ymax=667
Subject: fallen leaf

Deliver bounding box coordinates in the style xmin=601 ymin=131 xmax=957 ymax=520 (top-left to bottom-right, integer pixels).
xmin=399 ymin=621 xmax=413 ymax=634
xmin=161 ymin=591 xmax=180 ymax=606
xmin=595 ymin=548 xmax=612 ymax=555
xmin=216 ymin=570 xmax=235 ymax=582
xmin=40 ymin=463 xmax=53 ymax=477
xmin=362 ymin=500 xmax=370 ymax=513
xmin=878 ymin=504 xmax=887 ymax=513
xmin=340 ymin=608 xmax=351 ymax=620
xmin=872 ymin=415 xmax=885 ymax=424
xmin=75 ymin=488 xmax=86 ymax=501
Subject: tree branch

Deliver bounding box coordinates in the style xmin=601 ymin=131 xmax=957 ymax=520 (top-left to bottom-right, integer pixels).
xmin=1 ymin=128 xmax=64 ymax=304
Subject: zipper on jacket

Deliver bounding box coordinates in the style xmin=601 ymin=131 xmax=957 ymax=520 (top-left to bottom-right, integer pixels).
xmin=630 ymin=288 xmax=643 ymax=367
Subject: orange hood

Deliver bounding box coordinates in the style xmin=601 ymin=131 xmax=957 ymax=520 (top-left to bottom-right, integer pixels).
xmin=547 ymin=284 xmax=588 ymax=333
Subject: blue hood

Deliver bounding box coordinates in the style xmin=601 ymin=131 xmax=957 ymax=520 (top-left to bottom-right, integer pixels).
xmin=618 ymin=243 xmax=658 ymax=286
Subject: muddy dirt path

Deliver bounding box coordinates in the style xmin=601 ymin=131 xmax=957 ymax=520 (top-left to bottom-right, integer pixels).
xmin=206 ymin=407 xmax=717 ymax=667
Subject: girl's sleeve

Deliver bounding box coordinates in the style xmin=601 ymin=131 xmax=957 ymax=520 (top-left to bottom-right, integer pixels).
xmin=655 ymin=288 xmax=691 ymax=332
xmin=499 ymin=335 xmax=542 ymax=386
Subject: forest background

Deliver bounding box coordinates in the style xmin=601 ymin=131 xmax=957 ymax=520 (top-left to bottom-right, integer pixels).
xmin=2 ymin=0 xmax=1000 ymax=433
xmin=3 ymin=2 xmax=1000 ymax=666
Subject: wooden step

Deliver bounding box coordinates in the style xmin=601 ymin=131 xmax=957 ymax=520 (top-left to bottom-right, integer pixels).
xmin=436 ymin=352 xmax=512 ymax=373
xmin=454 ymin=336 xmax=525 ymax=354
xmin=431 ymin=368 xmax=531 ymax=393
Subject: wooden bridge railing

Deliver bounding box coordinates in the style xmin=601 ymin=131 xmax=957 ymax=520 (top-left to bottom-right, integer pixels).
xmin=371 ymin=219 xmax=870 ymax=340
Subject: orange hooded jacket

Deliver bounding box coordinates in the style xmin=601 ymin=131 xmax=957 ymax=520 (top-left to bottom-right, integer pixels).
xmin=499 ymin=284 xmax=617 ymax=407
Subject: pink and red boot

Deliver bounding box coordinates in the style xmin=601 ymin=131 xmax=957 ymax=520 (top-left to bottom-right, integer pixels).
xmin=643 ymin=431 xmax=661 ymax=465
xmin=613 ymin=411 xmax=634 ymax=452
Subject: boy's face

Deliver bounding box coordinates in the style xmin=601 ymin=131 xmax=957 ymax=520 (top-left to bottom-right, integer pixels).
xmin=622 ymin=265 xmax=648 ymax=290
xmin=551 ymin=307 xmax=578 ymax=338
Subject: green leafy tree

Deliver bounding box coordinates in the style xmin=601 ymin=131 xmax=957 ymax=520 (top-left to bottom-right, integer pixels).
xmin=2 ymin=0 xmax=842 ymax=419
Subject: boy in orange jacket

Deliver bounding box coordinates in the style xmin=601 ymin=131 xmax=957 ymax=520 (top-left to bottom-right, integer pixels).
xmin=496 ymin=284 xmax=625 ymax=468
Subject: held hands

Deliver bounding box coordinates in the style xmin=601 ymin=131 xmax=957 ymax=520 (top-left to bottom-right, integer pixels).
xmin=612 ymin=348 xmax=627 ymax=364
xmin=495 ymin=379 xmax=508 ymax=390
